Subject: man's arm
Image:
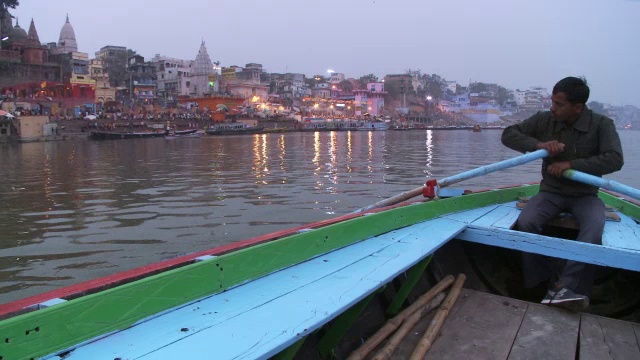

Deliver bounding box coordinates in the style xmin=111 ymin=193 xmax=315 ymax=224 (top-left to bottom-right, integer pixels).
xmin=501 ymin=112 xmax=549 ymax=153
xmin=570 ymin=117 xmax=624 ymax=176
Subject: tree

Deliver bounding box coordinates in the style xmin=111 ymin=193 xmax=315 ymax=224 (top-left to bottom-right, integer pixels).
xmin=422 ymin=74 xmax=445 ymax=99
xmin=338 ymin=80 xmax=353 ymax=93
xmin=358 ymin=74 xmax=378 ymax=89
xmin=1 ymin=1 xmax=20 ymax=9
xmin=588 ymin=101 xmax=605 ymax=114
xmin=304 ymin=77 xmax=317 ymax=89
xmin=384 ymin=80 xmax=400 ymax=98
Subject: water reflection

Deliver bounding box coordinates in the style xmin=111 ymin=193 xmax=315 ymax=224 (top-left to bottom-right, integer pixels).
xmin=0 ymin=130 xmax=638 ymax=304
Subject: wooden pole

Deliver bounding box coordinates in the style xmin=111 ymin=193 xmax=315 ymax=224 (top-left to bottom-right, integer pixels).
xmin=371 ymin=292 xmax=446 ymax=360
xmin=347 ymin=275 xmax=455 ymax=360
xmin=409 ymin=274 xmax=466 ymax=360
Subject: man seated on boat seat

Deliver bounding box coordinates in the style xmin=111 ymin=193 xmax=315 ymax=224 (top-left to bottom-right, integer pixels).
xmin=501 ymin=76 xmax=623 ymax=309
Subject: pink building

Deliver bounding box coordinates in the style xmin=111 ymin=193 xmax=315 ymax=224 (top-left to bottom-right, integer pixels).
xmin=354 ymin=82 xmax=386 ymax=116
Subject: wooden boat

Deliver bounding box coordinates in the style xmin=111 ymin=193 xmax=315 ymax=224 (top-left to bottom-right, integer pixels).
xmin=173 ymin=128 xmax=199 ymax=136
xmin=165 ymin=129 xmax=203 ymax=139
xmin=205 ymin=122 xmax=265 ymax=135
xmin=357 ymin=121 xmax=389 ymax=131
xmin=89 ymin=130 xmax=165 ymax=140
xmin=0 ymin=150 xmax=638 ymax=360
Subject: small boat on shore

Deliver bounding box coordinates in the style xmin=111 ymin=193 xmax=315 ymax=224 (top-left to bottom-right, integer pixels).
xmin=205 ymin=123 xmax=264 ymax=135
xmin=165 ymin=130 xmax=204 ymax=139
xmin=0 ymin=150 xmax=638 ymax=360
xmin=89 ymin=130 xmax=165 ymax=140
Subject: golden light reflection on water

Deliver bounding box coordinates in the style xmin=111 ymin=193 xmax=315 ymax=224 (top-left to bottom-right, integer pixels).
xmin=278 ymin=134 xmax=286 ymax=181
xmin=425 ymin=130 xmax=434 ymax=177
xmin=252 ymin=134 xmax=269 ymax=185
xmin=347 ymin=131 xmax=353 ymax=172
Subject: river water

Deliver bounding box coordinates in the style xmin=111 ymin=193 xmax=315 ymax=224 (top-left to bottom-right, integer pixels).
xmin=1 ymin=129 xmax=639 ymax=304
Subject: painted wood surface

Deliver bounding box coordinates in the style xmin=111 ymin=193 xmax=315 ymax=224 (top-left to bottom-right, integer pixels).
xmin=426 ymin=289 xmax=527 ymax=359
xmin=579 ymin=314 xmax=640 ymax=360
xmin=3 ymin=184 xmax=639 ymax=360
xmin=458 ymin=227 xmax=640 ymax=271
xmin=62 ymin=219 xmax=467 ymax=360
xmin=508 ymin=303 xmax=580 ymax=359
xmin=602 ymin=212 xmax=640 ymax=251
xmin=0 ymin=185 xmax=538 ymax=360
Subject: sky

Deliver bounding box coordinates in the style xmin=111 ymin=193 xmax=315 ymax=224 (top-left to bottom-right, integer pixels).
xmin=9 ymin=0 xmax=640 ymax=106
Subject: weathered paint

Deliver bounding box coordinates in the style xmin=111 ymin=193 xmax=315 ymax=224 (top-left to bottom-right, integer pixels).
xmin=0 ymin=185 xmax=538 ymax=360
xmin=564 ymin=169 xmax=640 ymax=201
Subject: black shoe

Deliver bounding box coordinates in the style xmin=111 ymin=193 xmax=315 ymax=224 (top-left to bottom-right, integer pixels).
xmin=541 ymin=287 xmax=589 ymax=310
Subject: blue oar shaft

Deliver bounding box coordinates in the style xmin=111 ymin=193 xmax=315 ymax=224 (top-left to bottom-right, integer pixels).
xmin=563 ymin=170 xmax=640 ymax=200
xmin=438 ymin=149 xmax=548 ymax=188
xmin=353 ymin=149 xmax=548 ymax=213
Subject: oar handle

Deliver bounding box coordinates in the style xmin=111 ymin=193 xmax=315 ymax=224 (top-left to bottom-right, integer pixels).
xmin=563 ymin=170 xmax=640 ymax=200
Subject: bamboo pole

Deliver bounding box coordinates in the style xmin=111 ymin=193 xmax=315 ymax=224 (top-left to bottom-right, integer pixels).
xmin=347 ymin=275 xmax=455 ymax=360
xmin=409 ymin=274 xmax=466 ymax=360
xmin=371 ymin=292 xmax=446 ymax=360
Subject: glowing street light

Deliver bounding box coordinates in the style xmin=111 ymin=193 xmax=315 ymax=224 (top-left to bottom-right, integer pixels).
xmin=327 ymin=69 xmax=335 ymax=75
xmin=1 ymin=36 xmax=8 ymax=41
xmin=426 ymin=96 xmax=432 ymax=101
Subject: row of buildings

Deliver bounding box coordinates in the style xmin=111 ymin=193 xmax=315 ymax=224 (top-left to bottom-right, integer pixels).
xmin=0 ymin=7 xmax=392 ymax=120
xmin=5 ymin=7 xmax=632 ymax=127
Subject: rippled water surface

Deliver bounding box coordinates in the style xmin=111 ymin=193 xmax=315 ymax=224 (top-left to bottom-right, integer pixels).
xmin=1 ymin=130 xmax=638 ymax=304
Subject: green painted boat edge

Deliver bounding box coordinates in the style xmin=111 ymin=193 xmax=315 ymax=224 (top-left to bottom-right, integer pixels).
xmin=0 ymin=184 xmax=540 ymax=360
xmin=599 ymin=191 xmax=640 ymax=221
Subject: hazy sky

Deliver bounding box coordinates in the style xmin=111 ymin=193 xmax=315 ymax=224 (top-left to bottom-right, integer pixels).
xmin=10 ymin=0 xmax=640 ymax=106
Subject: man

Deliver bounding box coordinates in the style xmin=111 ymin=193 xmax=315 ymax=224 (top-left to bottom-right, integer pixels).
xmin=501 ymin=77 xmax=623 ymax=309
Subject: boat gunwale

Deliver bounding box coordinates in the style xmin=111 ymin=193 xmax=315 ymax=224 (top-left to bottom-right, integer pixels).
xmin=0 ymin=184 xmax=638 ymax=360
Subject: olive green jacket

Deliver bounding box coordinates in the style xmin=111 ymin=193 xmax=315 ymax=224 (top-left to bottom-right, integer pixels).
xmin=501 ymin=108 xmax=624 ymax=196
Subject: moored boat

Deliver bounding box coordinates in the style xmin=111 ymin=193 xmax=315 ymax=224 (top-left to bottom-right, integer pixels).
xmin=165 ymin=130 xmax=204 ymax=139
xmin=0 ymin=150 xmax=638 ymax=360
xmin=90 ymin=130 xmax=165 ymax=140
xmin=357 ymin=121 xmax=389 ymax=131
xmin=205 ymin=122 xmax=265 ymax=135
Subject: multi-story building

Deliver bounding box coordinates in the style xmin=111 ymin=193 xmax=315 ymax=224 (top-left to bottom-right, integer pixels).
xmin=0 ymin=12 xmax=95 ymax=116
xmin=329 ymin=73 xmax=345 ymax=84
xmin=220 ymin=63 xmax=269 ymax=101
xmin=128 ymin=55 xmax=156 ymax=102
xmin=151 ymin=54 xmax=193 ymax=101
xmin=354 ymin=82 xmax=386 ymax=116
xmin=89 ymin=57 xmax=115 ymax=105
xmin=270 ymin=73 xmax=309 ymax=99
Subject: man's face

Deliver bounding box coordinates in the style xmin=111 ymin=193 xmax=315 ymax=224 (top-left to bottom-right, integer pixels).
xmin=550 ymin=92 xmax=583 ymax=123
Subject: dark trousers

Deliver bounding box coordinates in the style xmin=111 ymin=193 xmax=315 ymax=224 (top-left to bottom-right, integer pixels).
xmin=516 ymin=191 xmax=604 ymax=295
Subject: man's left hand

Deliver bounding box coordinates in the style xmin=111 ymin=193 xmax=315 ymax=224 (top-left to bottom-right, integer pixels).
xmin=547 ymin=161 xmax=572 ymax=177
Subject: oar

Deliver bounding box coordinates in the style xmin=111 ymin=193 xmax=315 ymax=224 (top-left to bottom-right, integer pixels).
xmin=353 ymin=149 xmax=549 ymax=213
xmin=563 ymin=169 xmax=640 ymax=200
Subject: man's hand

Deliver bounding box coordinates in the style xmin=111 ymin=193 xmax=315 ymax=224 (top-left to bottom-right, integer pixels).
xmin=547 ymin=161 xmax=571 ymax=177
xmin=536 ymin=141 xmax=565 ymax=157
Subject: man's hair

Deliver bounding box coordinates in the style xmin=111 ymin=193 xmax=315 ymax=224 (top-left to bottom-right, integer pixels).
xmin=552 ymin=77 xmax=590 ymax=104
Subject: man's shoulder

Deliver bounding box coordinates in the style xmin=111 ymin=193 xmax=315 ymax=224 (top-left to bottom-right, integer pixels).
xmin=588 ymin=109 xmax=615 ymax=126
xmin=524 ymin=110 xmax=552 ymax=122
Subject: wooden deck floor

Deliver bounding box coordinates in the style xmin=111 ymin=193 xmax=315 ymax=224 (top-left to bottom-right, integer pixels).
xmin=386 ymin=289 xmax=640 ymax=360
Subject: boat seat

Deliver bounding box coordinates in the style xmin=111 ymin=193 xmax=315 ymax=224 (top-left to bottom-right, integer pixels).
xmin=516 ymin=197 xmax=620 ymax=231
